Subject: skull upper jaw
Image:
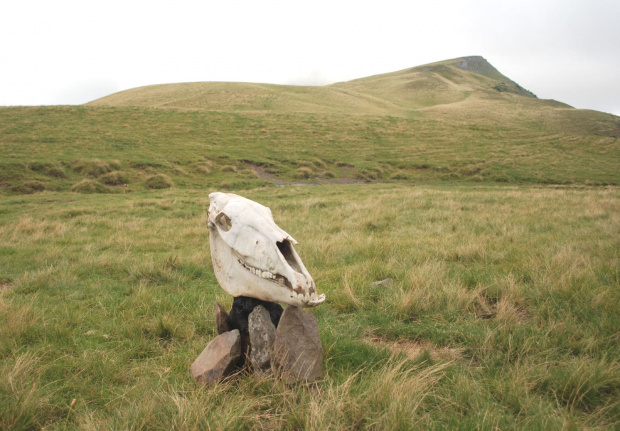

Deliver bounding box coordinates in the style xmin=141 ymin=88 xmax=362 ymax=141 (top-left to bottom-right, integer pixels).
xmin=209 ymin=226 xmax=325 ymax=307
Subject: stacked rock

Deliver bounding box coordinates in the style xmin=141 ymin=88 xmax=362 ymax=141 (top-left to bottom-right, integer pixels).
xmin=190 ymin=297 xmax=323 ymax=385
xmin=195 ymin=193 xmax=326 ymax=386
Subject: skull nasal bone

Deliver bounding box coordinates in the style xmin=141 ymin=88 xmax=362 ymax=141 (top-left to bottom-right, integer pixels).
xmin=277 ymin=240 xmax=303 ymax=274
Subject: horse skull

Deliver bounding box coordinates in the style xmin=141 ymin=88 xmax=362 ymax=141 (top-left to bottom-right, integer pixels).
xmin=207 ymin=192 xmax=325 ymax=308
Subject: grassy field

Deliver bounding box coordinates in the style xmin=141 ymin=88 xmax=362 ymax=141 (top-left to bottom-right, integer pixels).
xmin=1 ymin=184 xmax=619 ymax=429
xmin=1 ymin=55 xmax=619 ymax=429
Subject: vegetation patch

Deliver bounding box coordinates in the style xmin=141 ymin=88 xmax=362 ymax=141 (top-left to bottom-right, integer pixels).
xmin=27 ymin=162 xmax=65 ymax=178
xmin=390 ymin=171 xmax=410 ymax=180
xmin=195 ymin=164 xmax=212 ymax=175
xmin=99 ymin=171 xmax=129 ymax=186
xmin=71 ymin=159 xmax=119 ymax=178
xmin=312 ymin=159 xmax=327 ymax=169
xmin=71 ymin=179 xmax=111 ymax=193
xmin=145 ymin=174 xmax=173 ymax=189
xmin=357 ymin=167 xmax=384 ymax=180
xmin=129 ymin=160 xmax=164 ymax=170
xmin=220 ymin=165 xmax=238 ymax=173
xmin=27 ymin=161 xmax=52 ymax=172
xmin=45 ymin=166 xmax=67 ymax=178
xmin=11 ymin=181 xmax=46 ymax=194
xmin=295 ymin=166 xmax=314 ymax=179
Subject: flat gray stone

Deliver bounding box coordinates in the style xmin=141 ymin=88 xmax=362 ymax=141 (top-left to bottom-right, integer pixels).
xmin=190 ymin=330 xmax=240 ymax=386
xmin=248 ymin=305 xmax=277 ymax=376
xmin=272 ymin=305 xmax=323 ymax=383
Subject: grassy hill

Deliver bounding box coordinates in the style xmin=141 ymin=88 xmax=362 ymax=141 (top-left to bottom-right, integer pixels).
xmin=1 ymin=56 xmax=619 ymax=196
xmin=87 ymin=56 xmax=539 ymax=115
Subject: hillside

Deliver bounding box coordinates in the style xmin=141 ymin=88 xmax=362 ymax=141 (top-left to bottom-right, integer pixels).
xmin=1 ymin=56 xmax=619 ymax=195
xmin=88 ymin=56 xmax=541 ymax=116
xmin=86 ymin=55 xmax=620 ymax=138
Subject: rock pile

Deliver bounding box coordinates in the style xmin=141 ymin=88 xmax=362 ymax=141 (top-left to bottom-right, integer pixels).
xmin=190 ymin=298 xmax=322 ymax=386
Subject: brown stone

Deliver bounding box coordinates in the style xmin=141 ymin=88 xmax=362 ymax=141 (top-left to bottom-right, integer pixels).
xmin=190 ymin=330 xmax=241 ymax=386
xmin=248 ymin=305 xmax=277 ymax=376
xmin=272 ymin=305 xmax=323 ymax=383
xmin=215 ymin=302 xmax=231 ymax=334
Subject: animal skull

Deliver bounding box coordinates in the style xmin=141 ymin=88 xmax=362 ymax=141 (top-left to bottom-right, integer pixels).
xmin=207 ymin=192 xmax=326 ymax=308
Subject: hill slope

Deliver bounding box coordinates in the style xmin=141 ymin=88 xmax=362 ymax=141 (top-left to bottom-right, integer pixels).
xmin=1 ymin=56 xmax=619 ymax=195
xmin=88 ymin=56 xmax=541 ymax=116
xmin=87 ymin=55 xmax=619 ymax=136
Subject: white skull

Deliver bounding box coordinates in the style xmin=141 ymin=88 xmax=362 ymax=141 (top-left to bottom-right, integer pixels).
xmin=207 ymin=192 xmax=326 ymax=307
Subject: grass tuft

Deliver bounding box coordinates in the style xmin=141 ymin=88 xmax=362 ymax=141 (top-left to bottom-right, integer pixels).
xmin=145 ymin=174 xmax=173 ymax=189
xmin=71 ymin=179 xmax=111 ymax=194
xmin=295 ymin=167 xmax=314 ymax=179
xmin=99 ymin=171 xmax=129 ymax=186
xmin=71 ymin=159 xmax=116 ymax=178
xmin=11 ymin=181 xmax=46 ymax=194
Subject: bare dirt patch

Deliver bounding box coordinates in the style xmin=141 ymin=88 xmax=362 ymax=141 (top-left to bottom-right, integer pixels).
xmin=0 ymin=281 xmax=12 ymax=292
xmin=366 ymin=336 xmax=462 ymax=362
xmin=246 ymin=162 xmax=290 ymax=186
xmin=319 ymin=177 xmax=369 ymax=185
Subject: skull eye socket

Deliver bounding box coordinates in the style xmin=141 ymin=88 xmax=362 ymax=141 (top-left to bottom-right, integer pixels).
xmin=215 ymin=213 xmax=232 ymax=232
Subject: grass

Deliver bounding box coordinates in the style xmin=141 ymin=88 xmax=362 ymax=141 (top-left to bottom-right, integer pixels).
xmin=0 ymin=103 xmax=618 ymax=197
xmin=1 ymin=183 xmax=618 ymax=429
xmin=1 ymin=54 xmax=619 ymax=429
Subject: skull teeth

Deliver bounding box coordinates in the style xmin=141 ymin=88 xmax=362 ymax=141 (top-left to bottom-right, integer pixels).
xmin=236 ymin=258 xmax=324 ymax=306
xmin=240 ymin=260 xmax=278 ymax=280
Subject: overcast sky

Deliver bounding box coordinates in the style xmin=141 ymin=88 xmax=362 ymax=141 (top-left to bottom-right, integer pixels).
xmin=2 ymin=0 xmax=619 ymax=116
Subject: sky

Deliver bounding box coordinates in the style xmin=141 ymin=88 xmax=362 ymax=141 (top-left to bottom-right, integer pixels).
xmin=2 ymin=0 xmax=619 ymax=116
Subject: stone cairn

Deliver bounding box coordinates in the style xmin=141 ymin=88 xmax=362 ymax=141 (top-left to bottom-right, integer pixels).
xmin=190 ymin=296 xmax=323 ymax=386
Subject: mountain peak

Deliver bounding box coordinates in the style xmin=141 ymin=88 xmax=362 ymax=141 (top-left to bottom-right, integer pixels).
xmin=456 ymin=56 xmax=537 ymax=98
xmin=454 ymin=56 xmax=498 ymax=78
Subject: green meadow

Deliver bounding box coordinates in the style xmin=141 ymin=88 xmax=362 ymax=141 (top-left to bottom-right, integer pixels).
xmin=1 ymin=56 xmax=619 ymax=429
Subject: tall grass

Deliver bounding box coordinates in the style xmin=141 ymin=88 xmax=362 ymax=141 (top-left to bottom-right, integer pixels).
xmin=1 ymin=184 xmax=618 ymax=428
